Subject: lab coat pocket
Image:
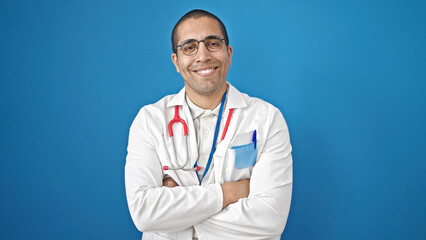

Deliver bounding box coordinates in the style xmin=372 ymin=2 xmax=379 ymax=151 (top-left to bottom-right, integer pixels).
xmin=231 ymin=142 xmax=257 ymax=169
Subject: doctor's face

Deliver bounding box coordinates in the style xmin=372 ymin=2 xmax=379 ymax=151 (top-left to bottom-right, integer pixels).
xmin=171 ymin=17 xmax=233 ymax=97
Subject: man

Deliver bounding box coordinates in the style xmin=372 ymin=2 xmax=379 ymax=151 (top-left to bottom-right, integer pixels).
xmin=125 ymin=9 xmax=293 ymax=240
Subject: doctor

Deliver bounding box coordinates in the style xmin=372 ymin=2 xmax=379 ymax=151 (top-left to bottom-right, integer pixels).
xmin=125 ymin=9 xmax=293 ymax=240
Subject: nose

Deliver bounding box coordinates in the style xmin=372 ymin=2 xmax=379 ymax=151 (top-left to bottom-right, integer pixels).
xmin=195 ymin=42 xmax=212 ymax=62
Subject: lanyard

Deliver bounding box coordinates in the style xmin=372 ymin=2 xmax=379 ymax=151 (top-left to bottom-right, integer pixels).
xmin=195 ymin=91 xmax=227 ymax=184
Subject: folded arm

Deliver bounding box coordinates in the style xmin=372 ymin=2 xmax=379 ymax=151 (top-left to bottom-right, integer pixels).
xmin=163 ymin=177 xmax=250 ymax=209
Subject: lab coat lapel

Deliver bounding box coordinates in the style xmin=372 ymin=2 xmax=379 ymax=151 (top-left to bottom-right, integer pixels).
xmin=218 ymin=83 xmax=248 ymax=150
xmin=213 ymin=83 xmax=247 ymax=182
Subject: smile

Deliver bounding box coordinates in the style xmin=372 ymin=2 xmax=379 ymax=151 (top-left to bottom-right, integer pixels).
xmin=193 ymin=67 xmax=218 ymax=76
xmin=199 ymin=69 xmax=214 ymax=74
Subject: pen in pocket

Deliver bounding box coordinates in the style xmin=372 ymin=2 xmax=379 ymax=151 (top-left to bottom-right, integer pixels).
xmin=252 ymin=130 xmax=257 ymax=149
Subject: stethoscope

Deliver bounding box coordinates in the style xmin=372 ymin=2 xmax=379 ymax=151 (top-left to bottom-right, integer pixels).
xmin=163 ymin=91 xmax=234 ymax=183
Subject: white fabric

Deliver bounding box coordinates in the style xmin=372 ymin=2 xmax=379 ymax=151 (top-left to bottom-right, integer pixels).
xmin=125 ymin=83 xmax=293 ymax=240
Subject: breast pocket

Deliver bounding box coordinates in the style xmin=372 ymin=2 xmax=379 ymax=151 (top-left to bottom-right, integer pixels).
xmin=231 ymin=142 xmax=257 ymax=169
xmin=229 ymin=130 xmax=258 ymax=170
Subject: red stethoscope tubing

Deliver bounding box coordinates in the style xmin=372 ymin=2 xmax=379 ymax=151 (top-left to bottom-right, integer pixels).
xmin=168 ymin=105 xmax=188 ymax=137
xmin=221 ymin=108 xmax=234 ymax=141
xmin=163 ymin=106 xmax=234 ymax=171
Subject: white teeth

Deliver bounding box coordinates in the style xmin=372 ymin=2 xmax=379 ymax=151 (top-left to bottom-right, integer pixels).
xmin=198 ymin=68 xmax=214 ymax=74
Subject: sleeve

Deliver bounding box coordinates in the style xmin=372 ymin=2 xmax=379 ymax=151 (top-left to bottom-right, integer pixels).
xmin=125 ymin=108 xmax=223 ymax=233
xmin=195 ymin=108 xmax=293 ymax=239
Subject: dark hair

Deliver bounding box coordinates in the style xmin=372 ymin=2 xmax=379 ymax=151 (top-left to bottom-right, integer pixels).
xmin=171 ymin=9 xmax=229 ymax=54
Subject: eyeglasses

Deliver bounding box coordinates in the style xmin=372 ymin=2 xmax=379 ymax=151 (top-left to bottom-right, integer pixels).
xmin=176 ymin=36 xmax=225 ymax=56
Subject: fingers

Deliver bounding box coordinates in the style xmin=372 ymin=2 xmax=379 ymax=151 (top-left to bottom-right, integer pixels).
xmin=163 ymin=177 xmax=179 ymax=187
xmin=221 ymin=178 xmax=251 ymax=209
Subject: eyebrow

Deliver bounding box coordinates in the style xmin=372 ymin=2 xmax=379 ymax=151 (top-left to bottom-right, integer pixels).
xmin=180 ymin=35 xmax=223 ymax=45
xmin=180 ymin=38 xmax=197 ymax=46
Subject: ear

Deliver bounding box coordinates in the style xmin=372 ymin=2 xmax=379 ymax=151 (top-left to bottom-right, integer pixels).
xmin=227 ymin=45 xmax=233 ymax=65
xmin=171 ymin=53 xmax=180 ymax=73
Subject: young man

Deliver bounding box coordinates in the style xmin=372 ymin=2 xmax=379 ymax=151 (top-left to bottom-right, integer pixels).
xmin=125 ymin=9 xmax=293 ymax=240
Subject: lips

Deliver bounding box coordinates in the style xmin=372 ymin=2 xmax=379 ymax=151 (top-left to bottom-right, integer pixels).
xmin=193 ymin=66 xmax=218 ymax=77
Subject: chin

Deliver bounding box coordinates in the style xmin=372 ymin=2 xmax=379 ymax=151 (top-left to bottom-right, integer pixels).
xmin=186 ymin=78 xmax=225 ymax=96
xmin=196 ymin=89 xmax=217 ymax=96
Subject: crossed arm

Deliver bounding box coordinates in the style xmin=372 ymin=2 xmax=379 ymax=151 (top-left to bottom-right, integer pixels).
xmin=163 ymin=178 xmax=250 ymax=209
xmin=125 ymin=155 xmax=251 ymax=232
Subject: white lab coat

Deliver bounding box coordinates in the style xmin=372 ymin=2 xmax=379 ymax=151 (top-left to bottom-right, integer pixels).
xmin=125 ymin=83 xmax=293 ymax=240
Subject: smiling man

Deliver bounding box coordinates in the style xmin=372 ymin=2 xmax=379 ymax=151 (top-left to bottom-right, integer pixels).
xmin=125 ymin=9 xmax=293 ymax=240
xmin=171 ymin=15 xmax=231 ymax=110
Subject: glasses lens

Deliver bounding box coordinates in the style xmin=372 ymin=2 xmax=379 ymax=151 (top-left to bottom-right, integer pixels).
xmin=205 ymin=38 xmax=222 ymax=52
xmin=181 ymin=40 xmax=198 ymax=55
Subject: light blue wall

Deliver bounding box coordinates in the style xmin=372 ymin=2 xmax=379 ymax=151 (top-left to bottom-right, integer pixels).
xmin=1 ymin=1 xmax=425 ymax=239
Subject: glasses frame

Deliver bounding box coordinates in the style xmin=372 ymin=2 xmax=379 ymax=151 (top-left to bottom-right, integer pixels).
xmin=176 ymin=35 xmax=226 ymax=56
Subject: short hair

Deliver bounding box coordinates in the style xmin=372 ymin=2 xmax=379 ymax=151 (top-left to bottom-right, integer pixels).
xmin=171 ymin=9 xmax=229 ymax=54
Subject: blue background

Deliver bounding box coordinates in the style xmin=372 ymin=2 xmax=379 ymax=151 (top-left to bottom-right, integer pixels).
xmin=1 ymin=0 xmax=425 ymax=239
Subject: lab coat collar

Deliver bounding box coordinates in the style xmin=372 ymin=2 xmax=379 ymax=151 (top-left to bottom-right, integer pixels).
xmin=226 ymin=83 xmax=247 ymax=110
xmin=167 ymin=87 xmax=186 ymax=107
xmin=166 ymin=82 xmax=247 ymax=110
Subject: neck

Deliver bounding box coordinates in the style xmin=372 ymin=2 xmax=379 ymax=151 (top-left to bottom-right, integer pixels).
xmin=186 ymin=84 xmax=227 ymax=110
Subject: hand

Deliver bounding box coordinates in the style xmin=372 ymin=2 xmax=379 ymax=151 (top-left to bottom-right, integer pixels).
xmin=163 ymin=177 xmax=179 ymax=187
xmin=221 ymin=179 xmax=250 ymax=209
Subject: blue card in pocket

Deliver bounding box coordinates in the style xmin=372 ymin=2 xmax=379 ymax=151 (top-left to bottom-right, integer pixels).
xmin=231 ymin=142 xmax=257 ymax=169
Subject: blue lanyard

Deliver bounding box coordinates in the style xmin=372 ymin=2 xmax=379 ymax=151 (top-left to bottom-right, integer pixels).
xmin=195 ymin=91 xmax=227 ymax=184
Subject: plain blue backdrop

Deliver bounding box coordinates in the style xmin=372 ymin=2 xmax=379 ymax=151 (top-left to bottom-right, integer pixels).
xmin=1 ymin=0 xmax=425 ymax=239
